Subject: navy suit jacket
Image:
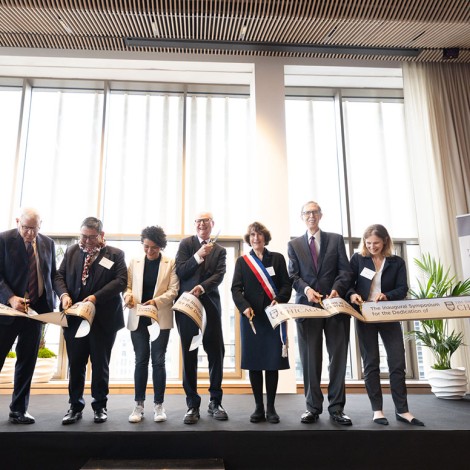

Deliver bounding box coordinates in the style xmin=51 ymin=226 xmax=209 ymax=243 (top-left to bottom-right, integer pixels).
xmin=288 ymin=231 xmax=353 ymax=309
xmin=175 ymin=235 xmax=226 ymax=314
xmin=0 ymin=229 xmax=57 ymax=321
xmin=348 ymin=253 xmax=408 ymax=303
xmin=54 ymin=243 xmax=127 ymax=332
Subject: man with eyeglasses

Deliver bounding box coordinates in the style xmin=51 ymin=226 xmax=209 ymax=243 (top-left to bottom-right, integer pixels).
xmin=55 ymin=217 xmax=127 ymax=425
xmin=0 ymin=207 xmax=57 ymax=424
xmin=175 ymin=211 xmax=228 ymax=424
xmin=288 ymin=201 xmax=353 ymax=426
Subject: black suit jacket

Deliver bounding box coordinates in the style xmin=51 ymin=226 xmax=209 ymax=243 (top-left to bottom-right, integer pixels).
xmin=175 ymin=235 xmax=226 ymax=314
xmin=288 ymin=231 xmax=353 ymax=310
xmin=0 ymin=229 xmax=57 ymax=320
xmin=54 ymin=243 xmax=127 ymax=332
xmin=347 ymin=253 xmax=408 ymax=303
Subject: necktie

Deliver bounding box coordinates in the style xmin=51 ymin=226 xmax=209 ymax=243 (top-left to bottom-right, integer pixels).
xmin=27 ymin=242 xmax=39 ymax=304
xmin=309 ymin=236 xmax=318 ymax=272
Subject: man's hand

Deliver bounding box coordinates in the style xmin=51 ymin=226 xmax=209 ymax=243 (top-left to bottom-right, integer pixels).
xmin=350 ymin=293 xmax=363 ymax=305
xmin=306 ymin=287 xmax=322 ymax=304
xmin=83 ymin=295 xmax=97 ymax=304
xmin=190 ymin=285 xmax=204 ymax=297
xmin=61 ymin=294 xmax=73 ymax=310
xmin=196 ymin=243 xmax=213 ymax=259
xmin=326 ymin=289 xmax=340 ymax=299
xmin=9 ymin=295 xmax=29 ymax=313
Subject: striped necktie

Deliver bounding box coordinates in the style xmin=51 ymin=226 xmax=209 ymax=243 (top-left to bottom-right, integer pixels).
xmin=27 ymin=242 xmax=39 ymax=304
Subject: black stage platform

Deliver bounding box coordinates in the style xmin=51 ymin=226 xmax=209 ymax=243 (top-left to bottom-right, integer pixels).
xmin=1 ymin=393 xmax=470 ymax=469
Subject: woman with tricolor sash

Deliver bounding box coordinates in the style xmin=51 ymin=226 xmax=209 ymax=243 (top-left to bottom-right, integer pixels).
xmin=231 ymin=222 xmax=292 ymax=423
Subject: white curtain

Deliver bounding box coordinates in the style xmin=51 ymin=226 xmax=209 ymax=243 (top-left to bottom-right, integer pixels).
xmin=403 ymin=62 xmax=470 ymax=382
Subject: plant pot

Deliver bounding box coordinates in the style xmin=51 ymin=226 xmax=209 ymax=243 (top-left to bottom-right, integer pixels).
xmin=427 ymin=367 xmax=468 ymax=399
xmin=32 ymin=357 xmax=57 ymax=383
xmin=0 ymin=357 xmax=16 ymax=384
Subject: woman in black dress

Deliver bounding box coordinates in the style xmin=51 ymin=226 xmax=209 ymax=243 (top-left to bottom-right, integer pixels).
xmin=232 ymin=222 xmax=292 ymax=423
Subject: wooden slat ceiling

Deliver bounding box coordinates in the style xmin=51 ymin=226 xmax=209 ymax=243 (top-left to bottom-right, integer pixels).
xmin=0 ymin=0 xmax=469 ymax=62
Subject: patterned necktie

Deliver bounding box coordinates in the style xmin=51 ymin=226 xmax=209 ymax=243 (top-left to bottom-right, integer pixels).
xmin=309 ymin=236 xmax=318 ymax=272
xmin=27 ymin=242 xmax=39 ymax=304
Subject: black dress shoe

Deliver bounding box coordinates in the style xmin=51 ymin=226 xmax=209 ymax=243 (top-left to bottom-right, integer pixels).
xmin=266 ymin=408 xmax=280 ymax=424
xmin=250 ymin=405 xmax=266 ymax=423
xmin=330 ymin=410 xmax=352 ymax=426
xmin=396 ymin=413 xmax=424 ymax=426
xmin=184 ymin=407 xmax=200 ymax=424
xmin=373 ymin=417 xmax=389 ymax=425
xmin=207 ymin=401 xmax=228 ymax=420
xmin=94 ymin=408 xmax=107 ymax=423
xmin=9 ymin=411 xmax=35 ymax=424
xmin=300 ymin=410 xmax=319 ymax=424
xmin=62 ymin=409 xmax=83 ymax=425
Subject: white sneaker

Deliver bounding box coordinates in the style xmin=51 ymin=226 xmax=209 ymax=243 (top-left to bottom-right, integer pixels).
xmin=154 ymin=403 xmax=167 ymax=422
xmin=128 ymin=404 xmax=144 ymax=423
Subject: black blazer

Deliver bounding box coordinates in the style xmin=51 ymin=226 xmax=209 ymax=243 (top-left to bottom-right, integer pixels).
xmin=54 ymin=243 xmax=127 ymax=331
xmin=0 ymin=229 xmax=57 ymax=321
xmin=347 ymin=253 xmax=408 ymax=303
xmin=288 ymin=231 xmax=353 ymax=306
xmin=175 ymin=235 xmax=226 ymax=314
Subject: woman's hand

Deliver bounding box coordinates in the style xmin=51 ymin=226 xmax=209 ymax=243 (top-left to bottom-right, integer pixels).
xmin=243 ymin=307 xmax=254 ymax=319
xmin=373 ymin=293 xmax=388 ymax=302
xmin=124 ymin=294 xmax=136 ymax=308
xmin=143 ymin=299 xmax=156 ymax=307
xmin=350 ymin=294 xmax=363 ymax=305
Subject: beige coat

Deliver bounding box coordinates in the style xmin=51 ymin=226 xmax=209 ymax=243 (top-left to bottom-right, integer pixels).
xmin=125 ymin=254 xmax=179 ymax=331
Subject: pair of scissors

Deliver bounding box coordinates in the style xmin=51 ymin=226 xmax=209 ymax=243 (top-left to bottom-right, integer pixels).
xmin=249 ymin=311 xmax=256 ymax=334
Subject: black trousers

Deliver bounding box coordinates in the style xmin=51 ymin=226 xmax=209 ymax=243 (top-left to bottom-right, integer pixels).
xmin=0 ymin=294 xmax=48 ymax=413
xmin=297 ymin=314 xmax=350 ymax=415
xmin=175 ymin=306 xmax=225 ymax=408
xmin=63 ymin=316 xmax=117 ymax=411
xmin=356 ymin=320 xmax=408 ymax=413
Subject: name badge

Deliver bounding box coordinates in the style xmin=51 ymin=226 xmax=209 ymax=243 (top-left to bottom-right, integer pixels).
xmin=360 ymin=267 xmax=375 ymax=280
xmin=99 ymin=257 xmax=114 ymax=270
xmin=266 ymin=266 xmax=275 ymax=276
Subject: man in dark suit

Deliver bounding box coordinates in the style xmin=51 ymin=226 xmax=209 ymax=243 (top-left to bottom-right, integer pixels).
xmin=175 ymin=211 xmax=228 ymax=424
xmin=0 ymin=208 xmax=57 ymax=424
xmin=288 ymin=201 xmax=353 ymax=425
xmin=55 ymin=217 xmax=127 ymax=425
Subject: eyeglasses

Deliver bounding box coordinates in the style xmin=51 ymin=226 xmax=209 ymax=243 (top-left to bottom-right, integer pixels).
xmin=195 ymin=218 xmax=212 ymax=225
xmin=302 ymin=210 xmax=321 ymax=217
xmin=20 ymin=225 xmax=40 ymax=233
xmin=80 ymin=234 xmax=100 ymax=241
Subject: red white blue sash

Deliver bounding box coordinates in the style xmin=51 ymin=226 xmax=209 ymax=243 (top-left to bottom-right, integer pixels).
xmin=243 ymin=253 xmax=288 ymax=357
xmin=243 ymin=253 xmax=278 ymax=300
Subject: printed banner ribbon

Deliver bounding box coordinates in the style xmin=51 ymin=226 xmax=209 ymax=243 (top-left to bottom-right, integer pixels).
xmin=265 ymin=296 xmax=470 ymax=329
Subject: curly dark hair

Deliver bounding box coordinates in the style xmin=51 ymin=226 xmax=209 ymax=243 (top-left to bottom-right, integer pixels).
xmin=243 ymin=221 xmax=272 ymax=246
xmin=141 ymin=226 xmax=167 ymax=249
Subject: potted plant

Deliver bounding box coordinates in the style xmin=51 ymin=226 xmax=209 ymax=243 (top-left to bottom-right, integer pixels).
xmin=32 ymin=324 xmax=57 ymax=383
xmin=407 ymin=253 xmax=470 ymax=399
xmin=0 ymin=351 xmax=16 ymax=384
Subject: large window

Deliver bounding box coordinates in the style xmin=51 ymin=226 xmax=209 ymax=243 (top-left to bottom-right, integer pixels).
xmin=3 ymin=78 xmax=250 ymax=384
xmin=285 ymin=89 xmax=421 ymax=380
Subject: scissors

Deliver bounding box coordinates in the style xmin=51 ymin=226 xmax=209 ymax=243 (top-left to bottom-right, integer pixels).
xmin=209 ymin=229 xmax=221 ymax=245
xmin=249 ymin=311 xmax=256 ymax=334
